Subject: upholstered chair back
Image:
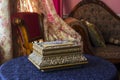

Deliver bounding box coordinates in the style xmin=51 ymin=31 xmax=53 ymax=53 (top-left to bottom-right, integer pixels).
xmin=69 ymin=0 xmax=120 ymax=43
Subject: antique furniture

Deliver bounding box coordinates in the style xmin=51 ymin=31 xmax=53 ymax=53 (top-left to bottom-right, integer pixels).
xmin=11 ymin=12 xmax=44 ymax=57
xmin=65 ymin=0 xmax=120 ymax=63
xmin=0 ymin=54 xmax=118 ymax=80
xmin=28 ymin=41 xmax=87 ymax=71
xmin=65 ymin=17 xmax=94 ymax=54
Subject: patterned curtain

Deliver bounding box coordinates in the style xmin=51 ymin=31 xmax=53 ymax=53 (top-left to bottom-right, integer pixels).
xmin=0 ymin=0 xmax=12 ymax=64
xmin=17 ymin=0 xmax=83 ymax=47
xmin=17 ymin=0 xmax=41 ymax=13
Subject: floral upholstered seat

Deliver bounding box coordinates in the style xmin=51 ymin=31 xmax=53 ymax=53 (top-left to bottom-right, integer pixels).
xmin=65 ymin=0 xmax=120 ymax=63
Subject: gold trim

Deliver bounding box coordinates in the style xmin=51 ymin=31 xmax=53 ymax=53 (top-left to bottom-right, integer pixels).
xmin=28 ymin=57 xmax=88 ymax=71
xmin=40 ymin=61 xmax=88 ymax=70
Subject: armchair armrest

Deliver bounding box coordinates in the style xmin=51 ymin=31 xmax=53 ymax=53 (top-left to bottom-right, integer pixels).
xmin=64 ymin=17 xmax=94 ymax=54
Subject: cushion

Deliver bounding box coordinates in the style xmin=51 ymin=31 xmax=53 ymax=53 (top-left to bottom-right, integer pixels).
xmin=81 ymin=19 xmax=106 ymax=47
xmin=64 ymin=17 xmax=94 ymax=54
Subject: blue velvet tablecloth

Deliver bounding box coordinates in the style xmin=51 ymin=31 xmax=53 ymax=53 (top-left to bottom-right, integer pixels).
xmin=0 ymin=54 xmax=118 ymax=80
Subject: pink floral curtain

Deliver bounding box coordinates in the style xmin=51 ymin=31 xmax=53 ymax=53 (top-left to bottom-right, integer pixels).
xmin=17 ymin=0 xmax=83 ymax=47
xmin=0 ymin=0 xmax=12 ymax=64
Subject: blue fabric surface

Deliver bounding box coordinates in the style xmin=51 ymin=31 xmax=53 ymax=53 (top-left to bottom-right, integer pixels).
xmin=0 ymin=54 xmax=118 ymax=80
xmin=0 ymin=76 xmax=1 ymax=80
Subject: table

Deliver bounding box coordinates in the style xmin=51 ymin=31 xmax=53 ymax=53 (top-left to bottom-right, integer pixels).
xmin=0 ymin=54 xmax=119 ymax=80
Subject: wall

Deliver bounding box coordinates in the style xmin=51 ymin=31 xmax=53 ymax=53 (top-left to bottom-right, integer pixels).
xmin=63 ymin=0 xmax=120 ymax=16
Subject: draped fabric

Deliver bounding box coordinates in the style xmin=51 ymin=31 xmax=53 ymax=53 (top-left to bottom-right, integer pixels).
xmin=0 ymin=0 xmax=12 ymax=64
xmin=17 ymin=0 xmax=41 ymax=13
xmin=17 ymin=0 xmax=62 ymax=16
xmin=17 ymin=0 xmax=82 ymax=46
xmin=53 ymin=0 xmax=63 ymax=17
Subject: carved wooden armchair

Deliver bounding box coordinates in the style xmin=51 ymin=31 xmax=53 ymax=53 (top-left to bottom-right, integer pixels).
xmin=65 ymin=0 xmax=120 ymax=63
xmin=11 ymin=12 xmax=44 ymax=57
